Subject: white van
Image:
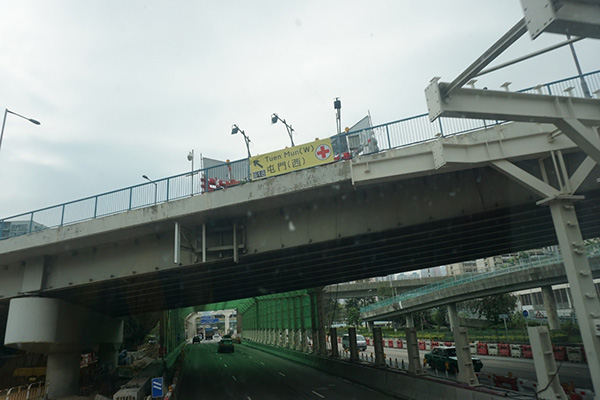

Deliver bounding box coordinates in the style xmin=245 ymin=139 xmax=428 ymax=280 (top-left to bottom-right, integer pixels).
xmin=342 ymin=334 xmax=367 ymax=351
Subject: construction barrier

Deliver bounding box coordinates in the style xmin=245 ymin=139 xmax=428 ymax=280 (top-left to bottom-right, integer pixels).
xmin=470 ymin=343 xmax=477 ymax=355
xmin=425 ymin=340 xmax=432 ymax=350
xmin=366 ymin=338 xmax=370 ymax=346
xmin=487 ymin=343 xmax=499 ymax=356
xmin=431 ymin=341 xmax=439 ymax=348
xmin=517 ymin=377 xmax=539 ymax=394
xmin=567 ymin=346 xmax=583 ymax=363
xmin=418 ymin=341 xmax=426 ymax=350
xmin=553 ymin=346 xmax=567 ymax=361
xmin=495 ymin=375 xmax=518 ymax=391
xmin=510 ymin=344 xmax=522 ymax=358
xmin=477 ymin=342 xmax=488 ymax=355
xmin=521 ymin=345 xmax=533 ymax=358
xmin=498 ymin=343 xmax=510 ymax=357
xmin=395 ymin=339 xmax=403 ymax=349
xmin=388 ymin=339 xmax=394 ymax=348
xmin=475 ymin=372 xmax=495 ymax=386
xmin=337 ymin=337 xmax=341 ymax=343
xmin=444 ymin=341 xmax=453 ymax=347
xmin=573 ymin=388 xmax=595 ymax=400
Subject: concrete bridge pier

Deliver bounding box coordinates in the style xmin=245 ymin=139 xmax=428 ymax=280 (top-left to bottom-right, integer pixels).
xmin=540 ymin=285 xmax=560 ymax=330
xmin=347 ymin=327 xmax=360 ymax=362
xmin=405 ymin=313 xmax=423 ymax=375
xmin=4 ymin=297 xmax=123 ymax=399
xmin=373 ymin=327 xmax=386 ymax=367
xmin=329 ymin=327 xmax=339 ymax=358
xmin=447 ymin=303 xmax=479 ymax=386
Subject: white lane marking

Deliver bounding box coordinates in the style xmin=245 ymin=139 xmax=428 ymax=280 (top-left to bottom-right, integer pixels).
xmin=247 ymin=397 xmax=252 ymax=400
xmin=260 ymin=362 xmax=265 ymax=366
xmin=224 ymin=364 xmax=228 ymax=368
xmin=278 ymin=372 xmax=286 ymax=377
xmin=343 ymin=379 xmax=351 ymax=384
xmin=232 ymin=376 xmax=237 ymax=381
xmin=312 ymin=390 xmax=325 ymax=398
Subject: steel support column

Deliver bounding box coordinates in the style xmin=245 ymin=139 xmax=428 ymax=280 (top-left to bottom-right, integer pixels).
xmin=528 ymin=326 xmax=568 ymax=400
xmin=315 ymin=288 xmax=327 ymax=356
xmin=545 ymin=198 xmax=600 ymax=395
xmin=448 ymin=303 xmax=479 ymax=386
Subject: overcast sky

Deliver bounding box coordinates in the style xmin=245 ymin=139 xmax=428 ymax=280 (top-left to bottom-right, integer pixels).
xmin=0 ymin=1 xmax=598 ymax=218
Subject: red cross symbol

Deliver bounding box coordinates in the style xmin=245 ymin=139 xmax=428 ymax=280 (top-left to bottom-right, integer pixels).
xmin=315 ymin=145 xmax=331 ymax=160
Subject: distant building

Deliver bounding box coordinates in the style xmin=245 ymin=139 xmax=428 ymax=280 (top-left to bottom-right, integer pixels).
xmin=420 ymin=266 xmax=446 ymax=278
xmin=0 ymin=220 xmax=46 ymax=238
xmin=447 ymin=260 xmax=478 ymax=276
xmin=514 ymin=280 xmax=600 ymax=319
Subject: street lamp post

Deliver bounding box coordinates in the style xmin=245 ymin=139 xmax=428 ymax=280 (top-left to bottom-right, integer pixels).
xmin=0 ymin=108 xmax=41 ymax=156
xmin=271 ymin=113 xmax=295 ymax=147
xmin=142 ymin=175 xmax=158 ymax=204
xmin=187 ymin=150 xmax=194 ymax=196
xmin=231 ymin=124 xmax=251 ymax=180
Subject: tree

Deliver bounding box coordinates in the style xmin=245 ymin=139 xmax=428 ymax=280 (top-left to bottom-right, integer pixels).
xmin=431 ymin=307 xmax=448 ymax=330
xmin=471 ymin=293 xmax=517 ymax=324
xmin=345 ymin=305 xmax=362 ymax=327
xmin=122 ymin=312 xmax=160 ymax=349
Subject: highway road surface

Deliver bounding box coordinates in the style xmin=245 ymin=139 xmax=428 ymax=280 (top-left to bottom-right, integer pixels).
xmin=178 ymin=341 xmax=403 ymax=399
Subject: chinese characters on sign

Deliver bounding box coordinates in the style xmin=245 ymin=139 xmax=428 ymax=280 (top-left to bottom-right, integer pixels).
xmin=250 ymin=138 xmax=334 ymax=180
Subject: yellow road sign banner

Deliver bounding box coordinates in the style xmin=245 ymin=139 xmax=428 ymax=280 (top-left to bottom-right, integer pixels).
xmin=250 ymin=138 xmax=334 ymax=180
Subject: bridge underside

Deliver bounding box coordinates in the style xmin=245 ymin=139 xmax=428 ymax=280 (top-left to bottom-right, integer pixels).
xmin=39 ymin=186 xmax=600 ymax=317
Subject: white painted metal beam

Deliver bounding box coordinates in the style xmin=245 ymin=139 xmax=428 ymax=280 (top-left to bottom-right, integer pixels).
xmin=426 ymin=83 xmax=600 ymax=126
xmin=490 ymin=160 xmax=560 ymax=198
xmin=521 ymin=0 xmax=600 ymax=39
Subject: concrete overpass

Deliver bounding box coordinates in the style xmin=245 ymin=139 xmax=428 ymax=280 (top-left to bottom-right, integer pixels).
xmin=322 ymin=277 xmax=447 ymax=300
xmin=1 ymin=121 xmax=599 ymax=318
xmin=1 ymin=3 xmax=600 ymax=395
xmin=361 ymin=248 xmax=600 ymax=321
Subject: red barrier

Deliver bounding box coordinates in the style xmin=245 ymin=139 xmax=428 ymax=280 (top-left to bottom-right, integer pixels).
xmin=495 ymin=375 xmax=518 ymax=391
xmin=431 ymin=341 xmax=439 ymax=347
xmin=388 ymin=339 xmax=394 ymax=348
xmin=553 ymin=346 xmax=567 ymax=361
xmin=338 ymin=337 xmax=341 ymax=343
xmin=521 ymin=345 xmax=533 ymax=358
xmin=396 ymin=339 xmax=403 ymax=349
xmin=499 ymin=343 xmax=511 ymax=357
xmin=366 ymin=338 xmax=370 ymax=345
xmin=477 ymin=342 xmax=488 ymax=355
xmin=418 ymin=340 xmax=426 ymax=350
xmin=444 ymin=341 xmax=453 ymax=346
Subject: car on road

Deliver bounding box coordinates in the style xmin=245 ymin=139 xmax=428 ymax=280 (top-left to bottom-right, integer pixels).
xmin=218 ymin=338 xmax=235 ymax=353
xmin=341 ymin=334 xmax=367 ymax=351
xmin=424 ymin=346 xmax=483 ymax=373
xmin=192 ymin=335 xmax=201 ymax=343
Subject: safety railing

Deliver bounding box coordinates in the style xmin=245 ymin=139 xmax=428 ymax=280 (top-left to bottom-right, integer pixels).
xmin=361 ymin=242 xmax=600 ymax=314
xmin=0 ymin=381 xmax=47 ymax=400
xmin=1 ymin=70 xmax=598 ymax=240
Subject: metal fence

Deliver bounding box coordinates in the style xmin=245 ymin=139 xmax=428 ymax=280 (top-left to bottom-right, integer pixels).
xmin=1 ymin=70 xmax=598 ymax=240
xmin=361 ymin=242 xmax=600 ymax=314
xmin=0 ymin=382 xmax=47 ymax=400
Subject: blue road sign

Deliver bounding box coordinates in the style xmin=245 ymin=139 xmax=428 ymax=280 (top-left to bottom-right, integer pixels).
xmin=523 ymin=310 xmax=529 ymax=318
xmin=151 ymin=377 xmax=163 ymax=398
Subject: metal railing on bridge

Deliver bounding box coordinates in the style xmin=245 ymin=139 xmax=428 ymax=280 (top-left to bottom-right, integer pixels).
xmin=1 ymin=70 xmax=599 ymax=240
xmin=360 ymin=242 xmax=600 ymax=314
xmin=0 ymin=382 xmax=47 ymax=400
